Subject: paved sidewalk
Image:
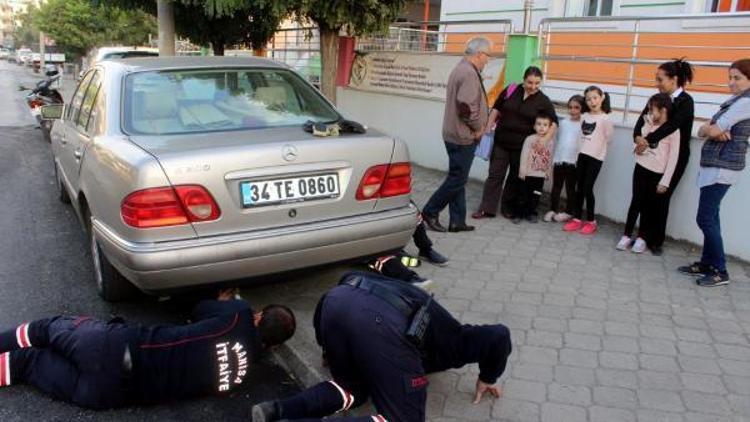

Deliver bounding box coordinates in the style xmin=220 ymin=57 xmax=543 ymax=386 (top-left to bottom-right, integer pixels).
xmin=249 ymin=163 xmax=750 ymax=421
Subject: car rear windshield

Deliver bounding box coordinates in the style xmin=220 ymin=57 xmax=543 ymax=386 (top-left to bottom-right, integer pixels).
xmin=103 ymin=51 xmax=158 ymax=60
xmin=123 ymin=67 xmax=340 ymax=135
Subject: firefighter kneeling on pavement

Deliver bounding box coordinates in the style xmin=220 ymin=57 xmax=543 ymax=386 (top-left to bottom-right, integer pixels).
xmin=253 ymin=271 xmax=513 ymax=422
xmin=0 ymin=288 xmax=295 ymax=409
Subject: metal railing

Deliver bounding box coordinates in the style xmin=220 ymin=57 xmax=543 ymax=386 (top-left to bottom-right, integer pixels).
xmin=356 ymin=19 xmax=514 ymax=56
xmin=266 ymin=27 xmax=321 ymax=85
xmin=537 ymin=12 xmax=750 ymax=122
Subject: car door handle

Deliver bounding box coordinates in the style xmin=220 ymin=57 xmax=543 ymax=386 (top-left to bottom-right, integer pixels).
xmin=74 ymin=150 xmax=82 ymax=160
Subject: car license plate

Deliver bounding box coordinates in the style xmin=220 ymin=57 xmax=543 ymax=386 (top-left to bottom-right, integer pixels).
xmin=240 ymin=174 xmax=340 ymax=207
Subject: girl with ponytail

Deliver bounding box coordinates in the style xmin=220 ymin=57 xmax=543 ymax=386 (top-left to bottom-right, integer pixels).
xmin=563 ymin=86 xmax=614 ymax=235
xmin=632 ymin=58 xmax=696 ymax=254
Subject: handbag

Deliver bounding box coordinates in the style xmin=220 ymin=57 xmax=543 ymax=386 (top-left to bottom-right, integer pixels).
xmin=475 ymin=131 xmax=495 ymax=161
xmin=474 ymin=83 xmax=518 ymax=161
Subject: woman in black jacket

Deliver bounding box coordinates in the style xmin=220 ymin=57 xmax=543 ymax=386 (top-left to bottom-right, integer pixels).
xmin=472 ymin=66 xmax=558 ymax=220
xmin=632 ymin=59 xmax=695 ymax=255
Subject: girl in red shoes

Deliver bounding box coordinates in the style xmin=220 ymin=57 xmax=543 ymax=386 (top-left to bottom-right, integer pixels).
xmin=563 ymin=86 xmax=614 ymax=235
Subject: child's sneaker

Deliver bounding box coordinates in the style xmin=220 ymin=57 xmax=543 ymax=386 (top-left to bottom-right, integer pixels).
xmin=543 ymin=211 xmax=556 ymax=222
xmin=616 ymin=235 xmax=632 ymax=251
xmin=579 ymin=221 xmax=598 ymax=235
xmin=563 ymin=218 xmax=582 ymax=232
xmin=631 ymin=237 xmax=647 ymax=253
xmin=554 ymin=212 xmax=572 ymax=222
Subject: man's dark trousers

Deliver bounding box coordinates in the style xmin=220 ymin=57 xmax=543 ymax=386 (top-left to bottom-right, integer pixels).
xmin=0 ymin=317 xmax=135 ymax=409
xmin=423 ymin=142 xmax=477 ymax=226
xmin=276 ymin=285 xmax=427 ymax=421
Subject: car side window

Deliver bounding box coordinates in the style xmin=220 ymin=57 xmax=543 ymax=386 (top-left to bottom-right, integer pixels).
xmin=67 ymin=71 xmax=94 ymax=124
xmin=77 ymin=71 xmax=102 ymax=132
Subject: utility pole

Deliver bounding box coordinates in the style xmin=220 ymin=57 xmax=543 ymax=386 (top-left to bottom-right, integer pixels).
xmin=523 ymin=0 xmax=534 ymax=34
xmin=156 ymin=0 xmax=175 ymax=56
xmin=39 ymin=30 xmax=45 ymax=69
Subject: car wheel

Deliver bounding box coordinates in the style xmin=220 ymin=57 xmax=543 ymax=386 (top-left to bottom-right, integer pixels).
xmin=86 ymin=211 xmax=139 ymax=302
xmin=55 ymin=164 xmax=71 ymax=204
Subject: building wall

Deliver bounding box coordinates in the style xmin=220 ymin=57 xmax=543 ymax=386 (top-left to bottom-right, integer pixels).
xmin=337 ymin=86 xmax=750 ymax=261
xmin=440 ymin=0 xmax=746 ymax=25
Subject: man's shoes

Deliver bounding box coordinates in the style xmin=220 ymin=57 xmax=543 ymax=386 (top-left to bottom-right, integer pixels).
xmin=423 ymin=214 xmax=447 ymax=232
xmin=419 ymin=249 xmax=449 ymax=266
xmin=448 ymin=224 xmax=475 ymax=232
xmin=650 ymin=246 xmax=663 ymax=256
xmin=696 ymin=270 xmax=730 ymax=287
xmin=471 ymin=210 xmax=496 ymax=219
xmin=501 ymin=211 xmax=515 ymax=220
xmin=252 ymin=401 xmax=280 ymax=422
xmin=543 ymin=211 xmax=556 ymax=222
xmin=678 ymin=262 xmax=713 ymax=276
xmin=512 ymin=217 xmax=522 ymax=225
xmin=526 ymin=214 xmax=539 ymax=224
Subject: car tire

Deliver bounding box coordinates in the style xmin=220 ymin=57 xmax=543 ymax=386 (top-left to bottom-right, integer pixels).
xmin=55 ymin=164 xmax=71 ymax=204
xmin=86 ymin=211 xmax=139 ymax=302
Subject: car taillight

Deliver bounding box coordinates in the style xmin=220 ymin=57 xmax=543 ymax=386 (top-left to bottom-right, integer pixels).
xmin=356 ymin=162 xmax=412 ymax=200
xmin=121 ymin=185 xmax=220 ymax=228
xmin=380 ymin=162 xmax=412 ymax=197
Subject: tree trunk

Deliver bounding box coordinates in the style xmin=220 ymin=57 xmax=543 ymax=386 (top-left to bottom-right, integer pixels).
xmin=212 ymin=42 xmax=225 ymax=56
xmin=319 ymin=26 xmax=339 ymax=104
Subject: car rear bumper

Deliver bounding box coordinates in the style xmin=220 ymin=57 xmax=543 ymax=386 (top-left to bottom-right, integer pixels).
xmin=93 ymin=203 xmax=418 ymax=291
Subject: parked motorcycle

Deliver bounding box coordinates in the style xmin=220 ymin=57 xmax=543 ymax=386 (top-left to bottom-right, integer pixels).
xmin=19 ymin=65 xmax=64 ymax=142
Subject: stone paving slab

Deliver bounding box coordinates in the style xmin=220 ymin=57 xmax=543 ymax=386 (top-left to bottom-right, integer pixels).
xmin=244 ymin=165 xmax=750 ymax=421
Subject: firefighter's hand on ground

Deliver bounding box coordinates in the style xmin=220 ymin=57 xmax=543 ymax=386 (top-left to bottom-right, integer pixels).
xmin=473 ymin=378 xmax=502 ymax=404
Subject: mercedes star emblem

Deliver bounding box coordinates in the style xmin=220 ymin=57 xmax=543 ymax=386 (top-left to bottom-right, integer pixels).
xmin=282 ymin=145 xmax=298 ymax=162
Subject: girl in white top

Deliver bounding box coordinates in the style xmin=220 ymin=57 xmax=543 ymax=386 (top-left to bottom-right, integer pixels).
xmin=618 ymin=93 xmax=681 ymax=254
xmin=545 ymin=95 xmax=584 ymax=222
xmin=563 ymin=86 xmax=614 ymax=235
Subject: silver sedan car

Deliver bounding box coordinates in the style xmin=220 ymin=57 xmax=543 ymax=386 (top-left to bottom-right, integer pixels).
xmin=47 ymin=56 xmax=418 ymax=301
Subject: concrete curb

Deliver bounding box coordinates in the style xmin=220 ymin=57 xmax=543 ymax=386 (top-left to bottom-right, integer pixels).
xmin=270 ymin=342 xmax=326 ymax=389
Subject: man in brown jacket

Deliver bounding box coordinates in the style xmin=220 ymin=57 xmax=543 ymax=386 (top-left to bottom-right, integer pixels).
xmin=422 ymin=37 xmax=491 ymax=233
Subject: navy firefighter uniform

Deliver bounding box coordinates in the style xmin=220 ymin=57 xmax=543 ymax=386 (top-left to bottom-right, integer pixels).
xmin=257 ymin=271 xmax=513 ymax=422
xmin=0 ymin=299 xmax=261 ymax=409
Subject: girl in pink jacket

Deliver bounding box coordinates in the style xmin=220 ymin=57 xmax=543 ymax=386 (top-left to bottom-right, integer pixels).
xmin=618 ymin=93 xmax=681 ymax=254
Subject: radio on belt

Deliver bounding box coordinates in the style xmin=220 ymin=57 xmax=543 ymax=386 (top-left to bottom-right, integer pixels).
xmin=406 ymin=293 xmax=433 ymax=349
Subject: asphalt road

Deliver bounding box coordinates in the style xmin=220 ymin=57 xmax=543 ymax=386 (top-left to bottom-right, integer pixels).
xmin=0 ymin=62 xmax=300 ymax=421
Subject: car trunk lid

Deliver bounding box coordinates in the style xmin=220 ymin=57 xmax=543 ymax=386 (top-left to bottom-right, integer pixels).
xmin=127 ymin=127 xmax=398 ymax=237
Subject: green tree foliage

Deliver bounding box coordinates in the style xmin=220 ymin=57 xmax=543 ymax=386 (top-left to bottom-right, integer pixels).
xmin=292 ymin=0 xmax=409 ymax=102
xmin=30 ymin=0 xmax=156 ymax=60
xmin=203 ymin=0 xmax=407 ymax=102
xmin=173 ymin=1 xmax=286 ymax=56
xmin=96 ymin=0 xmax=289 ymax=56
xmin=13 ymin=5 xmax=41 ymax=50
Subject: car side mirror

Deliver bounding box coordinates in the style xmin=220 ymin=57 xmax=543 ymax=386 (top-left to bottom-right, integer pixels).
xmin=40 ymin=104 xmax=64 ymax=120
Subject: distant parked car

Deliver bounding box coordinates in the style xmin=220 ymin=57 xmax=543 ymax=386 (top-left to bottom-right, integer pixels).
xmin=16 ymin=48 xmax=32 ymax=65
xmin=44 ymin=56 xmax=416 ymax=301
xmin=79 ymin=46 xmax=158 ymax=79
xmin=0 ymin=48 xmax=9 ymax=60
